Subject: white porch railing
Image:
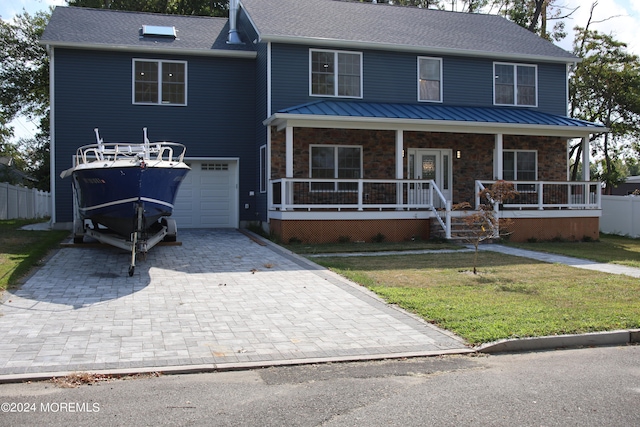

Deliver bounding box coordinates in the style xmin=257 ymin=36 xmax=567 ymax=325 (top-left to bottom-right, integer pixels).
xmin=475 ymin=180 xmax=602 ymax=211
xmin=269 ymin=178 xmax=451 ymax=238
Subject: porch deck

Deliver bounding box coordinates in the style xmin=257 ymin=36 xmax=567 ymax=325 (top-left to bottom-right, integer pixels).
xmin=268 ymin=178 xmax=602 ymax=243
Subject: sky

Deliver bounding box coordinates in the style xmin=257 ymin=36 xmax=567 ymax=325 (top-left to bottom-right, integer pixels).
xmin=1 ymin=0 xmax=639 ymax=141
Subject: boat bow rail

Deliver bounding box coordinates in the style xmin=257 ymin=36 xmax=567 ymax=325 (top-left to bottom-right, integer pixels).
xmin=60 ymin=128 xmax=187 ymax=178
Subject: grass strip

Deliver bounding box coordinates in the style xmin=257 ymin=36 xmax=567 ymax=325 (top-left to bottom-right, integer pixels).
xmin=0 ymin=219 xmax=70 ymax=290
xmin=314 ymin=252 xmax=640 ymax=344
xmin=284 ymin=240 xmax=461 ymax=254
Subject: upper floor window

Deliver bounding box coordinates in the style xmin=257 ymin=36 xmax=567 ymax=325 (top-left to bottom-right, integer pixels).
xmin=133 ymin=59 xmax=187 ymax=105
xmin=494 ymin=63 xmax=537 ymax=106
xmin=418 ymin=57 xmax=442 ymax=102
xmin=310 ymin=49 xmax=362 ymax=98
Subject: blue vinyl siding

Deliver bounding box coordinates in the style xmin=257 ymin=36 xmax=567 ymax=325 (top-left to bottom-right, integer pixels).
xmin=270 ymin=44 xmax=568 ymax=115
xmin=443 ymin=57 xmax=494 ymax=107
xmin=238 ymin=6 xmax=270 ymax=221
xmin=53 ymin=48 xmax=256 ymax=223
xmin=537 ymin=62 xmax=568 ymax=116
xmin=253 ymin=42 xmax=269 ymax=221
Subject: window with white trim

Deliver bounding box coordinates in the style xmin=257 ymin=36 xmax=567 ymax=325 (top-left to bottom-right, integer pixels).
xmin=260 ymin=145 xmax=267 ymax=193
xmin=418 ymin=57 xmax=442 ymax=102
xmin=494 ymin=63 xmax=537 ymax=106
xmin=310 ymin=49 xmax=362 ymax=98
xmin=310 ymin=145 xmax=362 ymax=191
xmin=133 ymin=59 xmax=186 ymax=105
xmin=503 ymin=150 xmax=536 ymax=181
xmin=503 ymin=150 xmax=537 ymax=192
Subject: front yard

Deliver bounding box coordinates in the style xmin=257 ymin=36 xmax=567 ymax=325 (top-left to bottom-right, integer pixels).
xmin=0 ymin=219 xmax=69 ymax=291
xmin=295 ymin=235 xmax=640 ymax=344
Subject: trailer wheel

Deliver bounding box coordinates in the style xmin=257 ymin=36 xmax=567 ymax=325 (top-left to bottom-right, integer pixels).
xmin=73 ymin=219 xmax=85 ymax=244
xmin=162 ymin=218 xmax=178 ymax=242
xmin=128 ymin=266 xmax=135 ymax=276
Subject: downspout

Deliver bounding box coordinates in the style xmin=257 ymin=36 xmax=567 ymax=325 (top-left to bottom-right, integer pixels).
xmin=227 ymin=0 xmax=243 ymax=44
xmin=47 ymin=44 xmax=56 ymax=226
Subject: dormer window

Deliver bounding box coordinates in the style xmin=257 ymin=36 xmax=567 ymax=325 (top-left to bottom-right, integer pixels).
xmin=310 ymin=49 xmax=362 ymax=98
xmin=494 ymin=62 xmax=537 ymax=107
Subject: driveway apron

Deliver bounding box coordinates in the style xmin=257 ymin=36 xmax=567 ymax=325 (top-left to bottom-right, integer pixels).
xmin=0 ymin=230 xmax=468 ymax=376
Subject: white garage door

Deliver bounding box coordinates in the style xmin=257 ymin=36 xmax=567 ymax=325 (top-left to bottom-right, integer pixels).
xmin=171 ymin=160 xmax=238 ymax=228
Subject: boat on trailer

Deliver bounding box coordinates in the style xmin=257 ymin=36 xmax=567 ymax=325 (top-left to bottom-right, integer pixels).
xmin=61 ymin=128 xmax=190 ymax=276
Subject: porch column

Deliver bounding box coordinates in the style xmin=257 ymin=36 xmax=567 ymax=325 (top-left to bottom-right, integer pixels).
xmin=495 ymin=133 xmax=504 ymax=180
xmin=582 ymin=136 xmax=590 ymax=181
xmin=396 ymin=130 xmax=404 ymax=209
xmin=285 ymin=126 xmax=294 ymax=178
xmin=395 ymin=130 xmax=403 ymax=179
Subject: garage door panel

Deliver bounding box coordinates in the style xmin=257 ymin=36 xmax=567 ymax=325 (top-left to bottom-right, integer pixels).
xmin=171 ymin=160 xmax=238 ymax=228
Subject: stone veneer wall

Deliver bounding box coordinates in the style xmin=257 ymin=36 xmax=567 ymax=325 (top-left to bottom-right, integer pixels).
xmin=270 ymin=127 xmax=397 ymax=179
xmin=270 ymin=127 xmax=568 ymax=205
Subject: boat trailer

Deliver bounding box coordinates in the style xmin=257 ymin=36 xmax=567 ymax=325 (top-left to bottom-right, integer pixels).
xmin=74 ymin=203 xmax=178 ymax=276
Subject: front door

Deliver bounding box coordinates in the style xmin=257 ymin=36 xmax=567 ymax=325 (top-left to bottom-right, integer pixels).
xmin=407 ymin=149 xmax=452 ymax=208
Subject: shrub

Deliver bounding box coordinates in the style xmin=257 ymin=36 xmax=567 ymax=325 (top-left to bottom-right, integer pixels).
xmin=372 ymin=233 xmax=385 ymax=243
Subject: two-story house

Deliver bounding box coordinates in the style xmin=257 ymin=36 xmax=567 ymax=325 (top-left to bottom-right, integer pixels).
xmin=41 ymin=0 xmax=605 ymax=243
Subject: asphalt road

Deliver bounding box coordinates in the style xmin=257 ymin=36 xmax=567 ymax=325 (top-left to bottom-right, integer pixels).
xmin=0 ymin=345 xmax=638 ymax=426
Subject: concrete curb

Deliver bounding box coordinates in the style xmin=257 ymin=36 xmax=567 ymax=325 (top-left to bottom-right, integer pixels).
xmin=0 ymin=348 xmax=475 ymax=384
xmin=477 ymin=329 xmax=640 ymax=353
xmin=0 ymin=331 xmax=637 ymax=384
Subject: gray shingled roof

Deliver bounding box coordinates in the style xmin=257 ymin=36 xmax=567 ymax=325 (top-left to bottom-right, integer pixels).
xmin=240 ymin=0 xmax=577 ymax=62
xmin=41 ymin=7 xmax=255 ymax=55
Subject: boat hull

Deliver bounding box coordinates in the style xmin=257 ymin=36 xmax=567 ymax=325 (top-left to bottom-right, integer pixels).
xmin=72 ymin=164 xmax=189 ymax=238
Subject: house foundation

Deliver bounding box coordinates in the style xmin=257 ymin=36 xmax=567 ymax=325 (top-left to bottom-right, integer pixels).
xmin=270 ymin=218 xmax=430 ymax=244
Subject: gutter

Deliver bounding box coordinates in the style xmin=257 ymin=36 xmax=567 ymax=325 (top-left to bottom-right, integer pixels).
xmin=257 ymin=34 xmax=580 ymax=65
xmin=38 ymin=41 xmax=257 ymax=59
xmin=263 ymin=113 xmax=606 ymax=138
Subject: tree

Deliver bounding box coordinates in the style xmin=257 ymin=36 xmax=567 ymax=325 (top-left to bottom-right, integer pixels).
xmin=0 ymin=9 xmax=51 ymax=190
xmin=66 ymin=0 xmax=229 ymax=17
xmin=568 ymin=4 xmax=640 ymax=192
xmin=453 ymin=181 xmax=518 ymax=274
xmin=0 ymin=10 xmax=50 ymax=140
xmin=490 ymin=0 xmax=573 ymax=41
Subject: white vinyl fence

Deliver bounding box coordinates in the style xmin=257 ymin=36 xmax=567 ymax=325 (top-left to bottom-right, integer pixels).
xmin=0 ymin=182 xmax=51 ymax=220
xmin=600 ymin=195 xmax=640 ymax=238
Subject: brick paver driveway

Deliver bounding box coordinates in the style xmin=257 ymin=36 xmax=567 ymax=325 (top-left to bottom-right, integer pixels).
xmin=0 ymin=229 xmax=468 ymax=377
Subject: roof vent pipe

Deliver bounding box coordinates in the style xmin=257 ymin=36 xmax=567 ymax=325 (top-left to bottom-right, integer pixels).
xmin=227 ymin=0 xmax=243 ymax=44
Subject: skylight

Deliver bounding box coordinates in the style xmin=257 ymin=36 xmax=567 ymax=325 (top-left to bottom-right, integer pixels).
xmin=141 ymin=25 xmax=177 ymax=38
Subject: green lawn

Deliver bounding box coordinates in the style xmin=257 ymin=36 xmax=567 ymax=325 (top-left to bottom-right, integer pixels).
xmin=0 ymin=219 xmax=70 ymax=290
xmin=311 ymin=249 xmax=640 ymax=345
xmin=283 ymin=239 xmax=461 ymax=254
xmin=506 ymin=234 xmax=640 ymax=268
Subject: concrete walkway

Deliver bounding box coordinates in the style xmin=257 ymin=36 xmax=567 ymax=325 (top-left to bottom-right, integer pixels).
xmin=0 ymin=229 xmax=469 ymax=380
xmin=478 ymin=245 xmax=640 ymax=278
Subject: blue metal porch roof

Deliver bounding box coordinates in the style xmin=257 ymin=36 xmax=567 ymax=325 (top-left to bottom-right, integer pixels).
xmin=275 ymin=101 xmax=604 ymax=130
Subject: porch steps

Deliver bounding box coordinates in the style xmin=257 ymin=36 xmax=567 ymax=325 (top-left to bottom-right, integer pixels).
xmin=431 ymin=216 xmax=495 ymax=243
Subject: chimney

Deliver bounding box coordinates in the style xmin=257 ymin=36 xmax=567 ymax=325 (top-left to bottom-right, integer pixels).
xmin=227 ymin=0 xmax=243 ymax=44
